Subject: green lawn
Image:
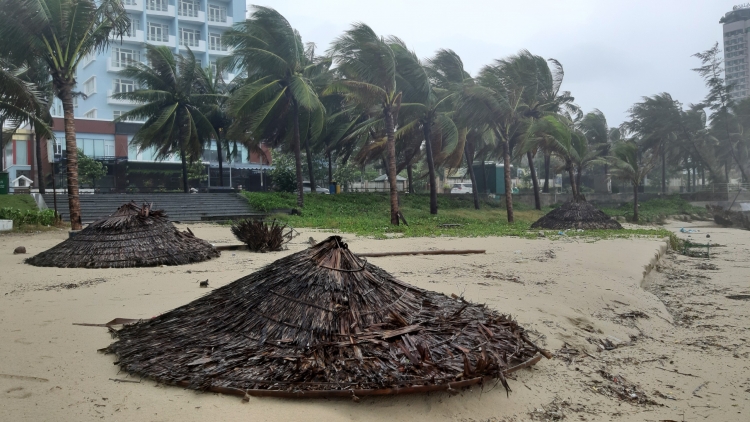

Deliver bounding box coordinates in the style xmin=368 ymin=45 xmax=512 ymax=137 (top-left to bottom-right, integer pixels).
xmin=242 ymin=192 xmax=673 ymax=241
xmin=0 ymin=195 xmax=38 ymax=211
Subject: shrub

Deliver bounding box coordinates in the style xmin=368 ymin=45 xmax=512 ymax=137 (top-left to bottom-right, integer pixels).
xmin=0 ymin=207 xmax=57 ymax=227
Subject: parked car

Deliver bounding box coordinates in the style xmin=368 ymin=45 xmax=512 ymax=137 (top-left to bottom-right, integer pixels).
xmin=303 ymin=181 xmax=329 ymax=194
xmin=451 ymin=183 xmax=473 ymax=194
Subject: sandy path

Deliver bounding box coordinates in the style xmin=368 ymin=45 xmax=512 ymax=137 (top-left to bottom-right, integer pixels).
xmin=0 ymin=222 xmax=747 ymax=421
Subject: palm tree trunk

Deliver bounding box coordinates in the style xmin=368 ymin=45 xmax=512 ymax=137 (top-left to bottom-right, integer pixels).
xmin=327 ymin=150 xmax=332 ymax=186
xmin=465 ymin=142 xmax=480 ymax=210
xmin=384 ymin=106 xmax=400 ymax=225
xmin=576 ymin=167 xmax=582 ymax=198
xmin=633 ymin=183 xmax=639 ymax=222
xmin=661 ymin=144 xmax=666 ymax=194
xmin=423 ymin=123 xmax=437 ymax=214
xmin=527 ymin=151 xmax=540 ymax=210
xmin=502 ymin=140 xmax=514 ymax=223
xmin=304 ymin=136 xmax=316 ymax=193
xmin=180 ymin=146 xmax=188 ymax=193
xmin=292 ymin=101 xmax=304 ymax=208
xmin=216 ymin=134 xmax=224 ymax=187
xmin=542 ymin=152 xmax=551 ymax=193
xmin=567 ymin=165 xmax=578 ymax=201
xmin=34 ymin=129 xmax=45 ymax=194
xmin=686 ymin=165 xmax=691 ymax=193
xmin=480 ymin=160 xmax=487 ymax=194
xmin=406 ymin=163 xmax=414 ymax=194
xmin=59 ymin=87 xmax=82 ymax=230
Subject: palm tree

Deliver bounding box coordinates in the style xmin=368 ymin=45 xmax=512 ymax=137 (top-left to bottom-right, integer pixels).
xmin=328 ymin=23 xmax=403 ymax=225
xmin=224 ymin=6 xmax=325 ymax=208
xmin=606 ymin=141 xmax=656 ymax=222
xmin=0 ymin=0 xmax=129 ymax=229
xmin=195 ymin=62 xmax=233 ymax=187
xmin=389 ymin=39 xmax=459 ymax=215
xmin=114 ymin=46 xmax=216 ymax=192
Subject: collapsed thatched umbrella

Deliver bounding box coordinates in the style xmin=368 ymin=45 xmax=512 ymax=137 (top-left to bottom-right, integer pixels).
xmin=26 ymin=202 xmax=219 ymax=268
xmin=105 ymin=236 xmax=548 ymax=398
xmin=531 ymin=200 xmax=623 ymax=230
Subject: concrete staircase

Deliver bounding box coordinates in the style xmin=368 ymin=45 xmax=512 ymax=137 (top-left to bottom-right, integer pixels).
xmin=40 ymin=193 xmax=263 ymax=223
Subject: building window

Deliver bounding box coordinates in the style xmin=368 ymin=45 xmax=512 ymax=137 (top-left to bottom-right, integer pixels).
xmin=124 ymin=0 xmax=137 ymax=5
xmin=82 ymin=52 xmax=96 ymax=67
xmin=179 ymin=0 xmax=200 ymax=17
xmin=126 ymin=16 xmax=140 ymax=36
xmin=83 ymin=76 xmax=96 ymax=95
xmin=50 ymin=98 xmax=63 ymax=117
xmin=83 ymin=109 xmax=97 ymax=119
xmin=147 ymin=22 xmax=169 ymax=42
xmin=180 ymin=28 xmax=200 ymax=47
xmin=76 ymin=138 xmax=115 ymax=158
xmin=147 ymin=0 xmax=167 ymax=12
xmin=208 ymin=4 xmax=227 ymax=22
xmin=112 ymin=47 xmax=141 ymax=67
xmin=208 ymin=32 xmax=226 ymax=51
xmin=113 ymin=78 xmax=137 ymax=94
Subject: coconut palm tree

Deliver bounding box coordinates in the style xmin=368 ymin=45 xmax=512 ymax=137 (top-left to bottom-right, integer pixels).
xmin=114 ymin=46 xmax=216 ymax=192
xmin=195 ymin=62 xmax=233 ymax=187
xmin=0 ymin=0 xmax=130 ymax=229
xmin=224 ymin=6 xmax=325 ymax=208
xmin=606 ymin=140 xmax=656 ymax=222
xmin=328 ymin=23 xmax=403 ymax=225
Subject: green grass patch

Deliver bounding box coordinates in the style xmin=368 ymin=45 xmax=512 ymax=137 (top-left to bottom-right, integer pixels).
xmin=241 ymin=192 xmax=672 ymax=241
xmin=600 ymin=195 xmax=710 ymax=223
xmin=0 ymin=195 xmax=38 ymax=211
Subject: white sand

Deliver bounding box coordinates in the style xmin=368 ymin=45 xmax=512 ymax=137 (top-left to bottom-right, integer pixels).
xmin=0 ymin=222 xmax=747 ymax=421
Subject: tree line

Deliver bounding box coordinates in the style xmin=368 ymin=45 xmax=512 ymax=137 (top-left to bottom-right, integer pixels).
xmin=1 ymin=1 xmax=748 ymax=229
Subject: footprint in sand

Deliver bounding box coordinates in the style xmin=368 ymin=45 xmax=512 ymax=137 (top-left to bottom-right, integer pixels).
xmin=14 ymin=338 xmax=32 ymax=345
xmin=5 ymin=387 xmax=32 ymax=399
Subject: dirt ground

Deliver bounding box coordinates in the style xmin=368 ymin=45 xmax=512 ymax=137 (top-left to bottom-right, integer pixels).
xmin=0 ymin=220 xmax=747 ymax=421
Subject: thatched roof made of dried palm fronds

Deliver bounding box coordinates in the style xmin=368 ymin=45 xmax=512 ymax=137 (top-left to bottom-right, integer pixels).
xmin=26 ymin=202 xmax=219 ymax=268
xmin=531 ymin=200 xmax=623 ymax=230
xmin=104 ymin=236 xmax=547 ymax=398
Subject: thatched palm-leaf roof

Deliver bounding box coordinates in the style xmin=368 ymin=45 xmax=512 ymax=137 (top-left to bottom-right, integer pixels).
xmin=531 ymin=200 xmax=623 ymax=230
xmin=26 ymin=202 xmax=219 ymax=268
xmin=104 ymin=236 xmax=547 ymax=398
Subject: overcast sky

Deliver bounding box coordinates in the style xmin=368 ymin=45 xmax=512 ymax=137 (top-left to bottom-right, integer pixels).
xmin=250 ymin=0 xmax=736 ymax=127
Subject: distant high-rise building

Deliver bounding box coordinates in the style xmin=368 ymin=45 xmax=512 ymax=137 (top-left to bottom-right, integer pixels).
xmin=50 ymin=0 xmax=245 ymax=121
xmin=721 ymin=5 xmax=750 ymax=100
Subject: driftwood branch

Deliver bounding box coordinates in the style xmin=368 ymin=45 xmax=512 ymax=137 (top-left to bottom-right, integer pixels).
xmin=359 ymin=250 xmax=485 ymax=258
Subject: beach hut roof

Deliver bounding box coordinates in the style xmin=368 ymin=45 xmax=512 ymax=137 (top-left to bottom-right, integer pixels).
xmin=104 ymin=236 xmax=546 ymax=398
xmin=26 ymin=202 xmax=219 ymax=268
xmin=531 ymin=200 xmax=623 ymax=230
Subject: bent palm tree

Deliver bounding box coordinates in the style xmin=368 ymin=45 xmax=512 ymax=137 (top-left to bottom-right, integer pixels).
xmin=114 ymin=46 xmax=216 ymax=192
xmin=607 ymin=141 xmax=656 ymax=222
xmin=328 ymin=23 xmax=403 ymax=225
xmin=225 ymin=6 xmax=325 ymax=208
xmin=0 ymin=0 xmax=129 ymax=229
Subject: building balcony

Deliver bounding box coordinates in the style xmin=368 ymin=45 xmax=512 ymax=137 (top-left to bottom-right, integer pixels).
xmin=207 ymin=16 xmax=233 ymax=28
xmin=107 ymin=90 xmax=137 ymax=105
xmin=179 ymin=39 xmax=206 ymax=52
xmin=146 ymin=4 xmax=175 ymax=17
xmin=178 ymin=10 xmax=205 ymax=23
xmin=208 ymin=46 xmax=231 ymax=56
xmin=123 ymin=0 xmax=142 ymax=12
xmin=119 ymin=29 xmax=145 ymax=43
xmin=146 ymin=35 xmax=176 ymax=47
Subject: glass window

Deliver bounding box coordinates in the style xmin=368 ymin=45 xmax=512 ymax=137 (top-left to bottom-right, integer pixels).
xmin=147 ymin=22 xmax=169 ymax=42
xmin=112 ymin=47 xmax=140 ymax=67
xmin=208 ymin=32 xmax=226 ymax=51
xmin=126 ymin=16 xmax=140 ymax=36
xmin=15 ymin=140 xmax=28 ymax=165
xmin=179 ymin=0 xmax=200 ymax=17
xmin=83 ymin=77 xmax=96 ymax=95
xmin=113 ymin=78 xmax=137 ymax=93
xmin=124 ymin=0 xmax=137 ymax=5
xmin=83 ymin=109 xmax=97 ymax=119
xmin=147 ymin=0 xmax=167 ymax=12
xmin=208 ymin=4 xmax=227 ymax=22
xmin=180 ymin=28 xmax=200 ymax=47
xmin=104 ymin=140 xmax=115 ymax=157
xmin=94 ymin=140 xmax=104 ymax=157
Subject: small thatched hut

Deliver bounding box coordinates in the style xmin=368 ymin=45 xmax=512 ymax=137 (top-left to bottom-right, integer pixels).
xmin=26 ymin=202 xmax=219 ymax=268
xmin=105 ymin=236 xmax=547 ymax=398
xmin=531 ymin=200 xmax=622 ymax=230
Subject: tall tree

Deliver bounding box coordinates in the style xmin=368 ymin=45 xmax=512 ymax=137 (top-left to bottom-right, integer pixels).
xmin=328 ymin=23 xmax=403 ymax=225
xmin=693 ymin=43 xmax=748 ymax=182
xmin=607 ymin=140 xmax=656 ymax=222
xmin=0 ymin=0 xmax=130 ymax=229
xmin=114 ymin=46 xmax=216 ymax=192
xmin=225 ymin=6 xmax=325 ymax=208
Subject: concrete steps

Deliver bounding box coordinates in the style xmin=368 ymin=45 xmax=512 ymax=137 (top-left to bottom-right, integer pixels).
xmin=41 ymin=193 xmax=263 ymax=223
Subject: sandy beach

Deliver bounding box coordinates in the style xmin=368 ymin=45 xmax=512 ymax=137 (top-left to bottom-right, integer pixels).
xmin=0 ymin=222 xmax=747 ymax=421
